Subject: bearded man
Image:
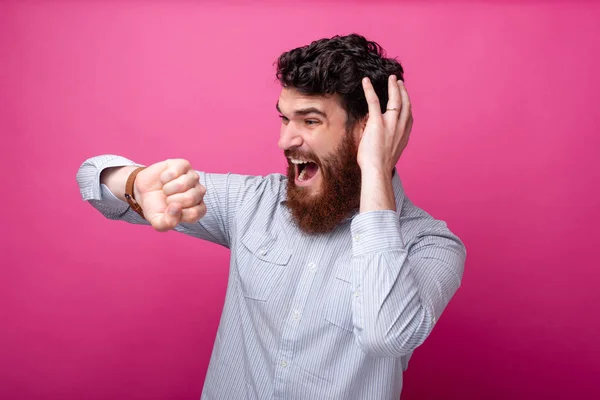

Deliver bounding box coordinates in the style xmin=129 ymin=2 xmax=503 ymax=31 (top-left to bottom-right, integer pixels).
xmin=77 ymin=33 xmax=466 ymax=400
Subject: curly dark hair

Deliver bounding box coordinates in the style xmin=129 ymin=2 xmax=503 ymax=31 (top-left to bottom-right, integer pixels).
xmin=276 ymin=33 xmax=404 ymax=130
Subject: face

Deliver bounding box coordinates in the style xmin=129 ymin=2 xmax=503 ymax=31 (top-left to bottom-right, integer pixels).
xmin=277 ymin=88 xmax=363 ymax=234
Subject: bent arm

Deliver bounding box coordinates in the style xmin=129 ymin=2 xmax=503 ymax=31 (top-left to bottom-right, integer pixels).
xmin=76 ymin=154 xmax=264 ymax=248
xmin=350 ymin=210 xmax=466 ymax=357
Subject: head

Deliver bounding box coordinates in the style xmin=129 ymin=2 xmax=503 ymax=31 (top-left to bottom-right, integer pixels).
xmin=276 ymin=33 xmax=404 ymax=234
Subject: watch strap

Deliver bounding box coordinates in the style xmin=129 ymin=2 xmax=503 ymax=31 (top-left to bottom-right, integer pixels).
xmin=124 ymin=166 xmax=146 ymax=219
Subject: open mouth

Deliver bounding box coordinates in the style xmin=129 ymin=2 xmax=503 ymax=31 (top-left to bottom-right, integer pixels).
xmin=291 ymin=158 xmax=320 ymax=185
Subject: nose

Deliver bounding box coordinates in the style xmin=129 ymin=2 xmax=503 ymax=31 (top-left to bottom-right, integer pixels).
xmin=278 ymin=123 xmax=303 ymax=150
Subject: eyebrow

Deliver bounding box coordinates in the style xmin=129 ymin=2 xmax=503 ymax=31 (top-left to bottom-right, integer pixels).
xmin=276 ymin=102 xmax=328 ymax=119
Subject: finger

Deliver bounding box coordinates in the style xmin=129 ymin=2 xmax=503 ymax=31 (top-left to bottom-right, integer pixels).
xmin=180 ymin=202 xmax=207 ymax=223
xmin=384 ymin=75 xmax=402 ymax=126
xmin=401 ymin=113 xmax=414 ymax=150
xmin=166 ymin=183 xmax=206 ymax=208
xmin=397 ymin=80 xmax=412 ymax=131
xmin=362 ymin=77 xmax=382 ymax=119
xmin=162 ymin=169 xmax=200 ymax=196
xmin=407 ymin=113 xmax=414 ymax=134
xmin=148 ymin=203 xmax=182 ymax=232
xmin=160 ymin=159 xmax=192 ymax=184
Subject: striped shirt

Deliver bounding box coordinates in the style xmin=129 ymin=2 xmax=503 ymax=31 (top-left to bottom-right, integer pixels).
xmin=77 ymin=154 xmax=466 ymax=400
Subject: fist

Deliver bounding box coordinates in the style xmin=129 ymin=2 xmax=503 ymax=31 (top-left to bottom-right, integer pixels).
xmin=134 ymin=159 xmax=207 ymax=232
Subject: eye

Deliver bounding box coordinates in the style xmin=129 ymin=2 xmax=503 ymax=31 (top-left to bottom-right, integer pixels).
xmin=279 ymin=115 xmax=289 ymax=124
xmin=305 ymin=119 xmax=320 ymax=126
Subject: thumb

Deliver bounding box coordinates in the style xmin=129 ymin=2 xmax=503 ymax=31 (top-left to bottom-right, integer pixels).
xmin=148 ymin=203 xmax=181 ymax=232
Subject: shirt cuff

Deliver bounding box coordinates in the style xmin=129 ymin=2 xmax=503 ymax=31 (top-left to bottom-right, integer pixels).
xmin=77 ymin=154 xmax=139 ymax=201
xmin=350 ymin=210 xmax=405 ymax=256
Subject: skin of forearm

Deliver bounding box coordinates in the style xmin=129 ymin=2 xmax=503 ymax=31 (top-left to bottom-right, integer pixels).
xmin=359 ymin=167 xmax=396 ymax=213
xmin=100 ymin=166 xmax=139 ymax=202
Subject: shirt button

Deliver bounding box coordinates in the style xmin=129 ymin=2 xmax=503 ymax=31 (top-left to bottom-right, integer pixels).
xmin=308 ymin=262 xmax=316 ymax=271
xmin=353 ymin=234 xmax=360 ymax=242
xmin=280 ymin=360 xmax=288 ymax=367
xmin=354 ymin=290 xmax=361 ymax=298
xmin=292 ymin=310 xmax=300 ymax=320
xmin=259 ymin=248 xmax=267 ymax=256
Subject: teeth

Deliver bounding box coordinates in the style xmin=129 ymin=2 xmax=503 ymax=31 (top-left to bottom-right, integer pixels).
xmin=290 ymin=159 xmax=311 ymax=165
xmin=298 ymin=168 xmax=308 ymax=181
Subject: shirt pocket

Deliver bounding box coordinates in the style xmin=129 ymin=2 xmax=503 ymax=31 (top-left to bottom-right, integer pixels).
xmin=238 ymin=232 xmax=292 ymax=301
xmin=324 ymin=263 xmax=354 ymax=332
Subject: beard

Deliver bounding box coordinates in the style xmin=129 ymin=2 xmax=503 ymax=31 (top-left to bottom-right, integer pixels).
xmin=285 ymin=133 xmax=362 ymax=235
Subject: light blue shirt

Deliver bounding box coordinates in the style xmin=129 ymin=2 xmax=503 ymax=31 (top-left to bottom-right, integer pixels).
xmin=77 ymin=155 xmax=466 ymax=400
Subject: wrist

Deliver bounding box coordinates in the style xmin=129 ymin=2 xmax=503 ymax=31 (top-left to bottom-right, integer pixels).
xmin=132 ymin=171 xmax=142 ymax=201
xmin=360 ymin=165 xmax=392 ymax=183
xmin=359 ymin=165 xmax=396 ymax=213
xmin=120 ymin=166 xmax=140 ymax=201
xmin=124 ymin=166 xmax=147 ymax=218
xmin=101 ymin=165 xmax=138 ymax=202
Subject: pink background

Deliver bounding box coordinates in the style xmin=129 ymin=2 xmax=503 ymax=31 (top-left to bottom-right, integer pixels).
xmin=1 ymin=1 xmax=599 ymax=399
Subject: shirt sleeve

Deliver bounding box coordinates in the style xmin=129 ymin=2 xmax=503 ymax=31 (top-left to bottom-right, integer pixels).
xmin=76 ymin=154 xmax=267 ymax=248
xmin=349 ymin=209 xmax=466 ymax=357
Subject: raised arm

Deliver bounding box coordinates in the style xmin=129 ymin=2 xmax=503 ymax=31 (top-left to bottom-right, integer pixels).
xmin=348 ymin=76 xmax=466 ymax=356
xmin=77 ymin=154 xmax=269 ymax=248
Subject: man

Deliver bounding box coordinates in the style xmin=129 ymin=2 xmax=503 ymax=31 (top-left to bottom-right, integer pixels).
xmin=77 ymin=34 xmax=466 ymax=399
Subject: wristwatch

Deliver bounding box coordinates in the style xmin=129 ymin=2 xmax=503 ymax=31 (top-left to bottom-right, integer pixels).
xmin=124 ymin=166 xmax=146 ymax=219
